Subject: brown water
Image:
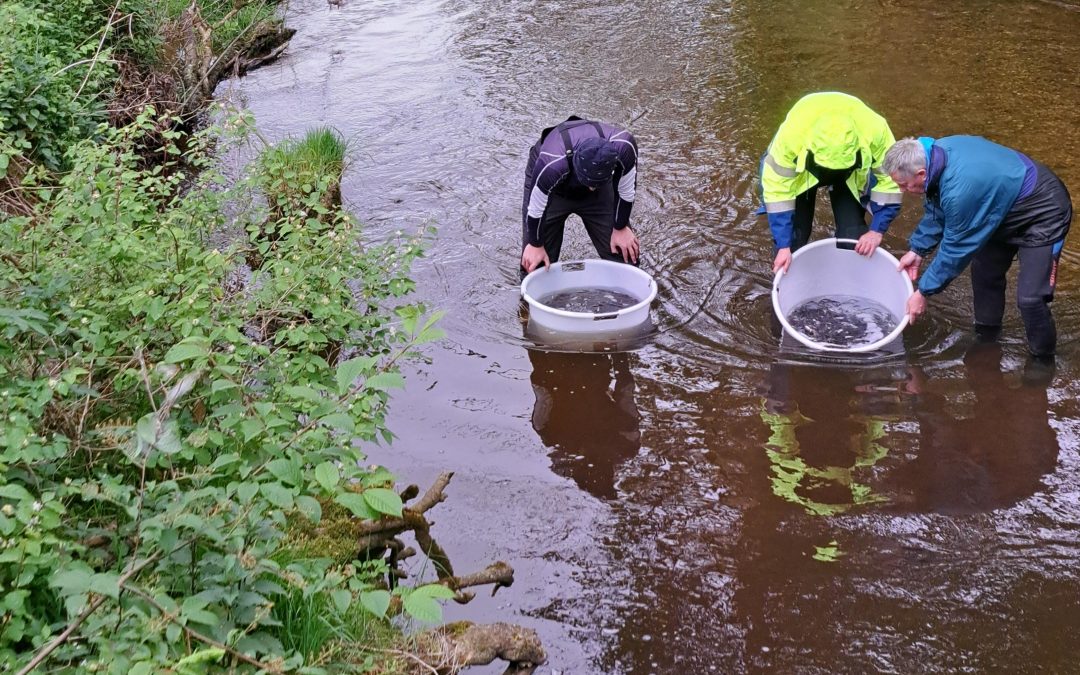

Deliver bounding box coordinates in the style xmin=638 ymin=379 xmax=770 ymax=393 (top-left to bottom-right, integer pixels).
xmin=218 ymin=0 xmax=1080 ymax=671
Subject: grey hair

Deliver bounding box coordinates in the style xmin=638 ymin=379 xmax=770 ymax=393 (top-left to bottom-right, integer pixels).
xmin=882 ymin=138 xmax=926 ymax=178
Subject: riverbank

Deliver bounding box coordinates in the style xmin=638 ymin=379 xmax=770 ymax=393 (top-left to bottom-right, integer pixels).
xmin=1 ymin=2 xmax=541 ymax=672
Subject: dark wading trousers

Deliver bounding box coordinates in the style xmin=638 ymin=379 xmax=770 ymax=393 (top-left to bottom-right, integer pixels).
xmin=971 ymin=242 xmax=1062 ymax=357
xmin=520 ymin=143 xmax=624 ymax=273
xmin=790 ymin=179 xmax=869 ymax=252
xmin=970 ymin=163 xmax=1072 ymax=357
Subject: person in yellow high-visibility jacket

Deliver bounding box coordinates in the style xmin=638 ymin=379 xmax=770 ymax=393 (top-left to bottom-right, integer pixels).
xmin=760 ymin=92 xmax=904 ymax=274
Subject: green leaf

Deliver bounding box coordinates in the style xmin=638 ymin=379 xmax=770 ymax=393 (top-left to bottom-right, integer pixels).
xmin=364 ymin=372 xmax=405 ymax=391
xmin=412 ymin=583 xmax=456 ymax=600
xmin=295 ymin=495 xmax=321 ymax=523
xmin=240 ymin=418 xmax=264 ymax=442
xmin=319 ymin=413 xmax=354 ymax=432
xmin=210 ymin=379 xmax=238 ymax=394
xmin=314 ymin=462 xmax=339 ymax=492
xmin=335 ymin=492 xmax=378 ymax=520
xmin=266 ymin=458 xmax=301 ymax=486
xmin=359 ymin=589 xmax=391 ymax=618
xmin=235 ymin=482 xmax=258 ymax=503
xmin=173 ymin=648 xmax=225 ymax=674
xmin=362 ymin=488 xmax=403 ymax=517
xmin=89 ymin=572 xmax=120 ymax=599
xmin=135 ymin=414 xmax=181 ymax=454
xmin=330 ymin=588 xmax=351 ymax=614
xmin=164 ymin=336 xmax=210 ymax=363
xmin=51 ymin=567 xmax=93 ymax=595
xmin=260 ymin=482 xmax=294 ymax=510
xmin=402 ymin=593 xmax=442 ymax=624
xmin=209 ymin=453 xmax=240 ymax=470
xmin=336 ymin=356 xmax=376 ymax=395
xmin=174 ymin=513 xmax=205 ymax=530
xmin=183 ymin=607 xmax=220 ymax=627
xmin=284 ymin=385 xmax=324 ymax=402
xmin=0 ymin=484 xmax=33 ymax=501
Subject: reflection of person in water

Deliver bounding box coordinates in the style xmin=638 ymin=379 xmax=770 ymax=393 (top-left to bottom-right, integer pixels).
xmin=898 ymin=344 xmax=1058 ymax=513
xmin=527 ymin=349 xmax=641 ymax=500
xmin=759 ymin=361 xmax=901 ymax=516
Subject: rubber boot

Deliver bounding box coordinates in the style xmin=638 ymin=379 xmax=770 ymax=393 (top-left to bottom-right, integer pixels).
xmin=1018 ymin=302 xmax=1057 ymax=358
xmin=973 ymin=323 xmax=1002 ymax=343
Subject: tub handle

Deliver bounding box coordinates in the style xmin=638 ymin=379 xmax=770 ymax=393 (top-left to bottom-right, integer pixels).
xmin=561 ymin=262 xmax=585 ymax=272
xmin=593 ymin=312 xmax=619 ymax=321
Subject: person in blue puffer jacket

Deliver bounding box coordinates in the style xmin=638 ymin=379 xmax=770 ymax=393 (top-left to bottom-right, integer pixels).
xmin=883 ymin=136 xmax=1073 ymax=357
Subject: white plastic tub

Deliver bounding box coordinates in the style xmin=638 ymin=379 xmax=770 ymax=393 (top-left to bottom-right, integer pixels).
xmin=772 ymin=238 xmax=913 ymax=353
xmin=521 ymin=260 xmax=657 ymax=333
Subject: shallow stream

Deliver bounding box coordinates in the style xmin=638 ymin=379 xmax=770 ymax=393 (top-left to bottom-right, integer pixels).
xmin=219 ymin=1 xmax=1080 ymax=671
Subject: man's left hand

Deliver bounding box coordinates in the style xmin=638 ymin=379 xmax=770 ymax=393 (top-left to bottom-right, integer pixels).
xmin=855 ymin=230 xmax=883 ymax=256
xmin=611 ymin=227 xmax=639 ymax=264
xmin=906 ymin=290 xmax=927 ymax=324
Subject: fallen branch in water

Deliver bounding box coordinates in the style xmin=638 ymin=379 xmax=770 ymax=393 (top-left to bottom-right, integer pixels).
xmin=349 ymin=473 xmax=544 ymax=674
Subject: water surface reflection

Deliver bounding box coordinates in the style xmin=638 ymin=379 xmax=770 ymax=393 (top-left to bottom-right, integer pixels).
xmin=529 ymin=350 xmax=642 ymax=500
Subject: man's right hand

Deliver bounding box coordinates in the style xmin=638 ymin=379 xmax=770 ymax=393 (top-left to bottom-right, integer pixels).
xmin=521 ymin=244 xmax=551 ymax=274
xmin=897 ymin=250 xmax=923 ymax=281
xmin=772 ymin=248 xmax=792 ymax=275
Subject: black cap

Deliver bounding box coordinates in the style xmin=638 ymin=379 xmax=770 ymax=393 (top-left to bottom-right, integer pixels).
xmin=572 ymin=138 xmax=619 ymax=188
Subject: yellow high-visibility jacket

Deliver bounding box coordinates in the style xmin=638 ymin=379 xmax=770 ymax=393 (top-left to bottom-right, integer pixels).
xmin=761 ymin=92 xmax=903 ymax=248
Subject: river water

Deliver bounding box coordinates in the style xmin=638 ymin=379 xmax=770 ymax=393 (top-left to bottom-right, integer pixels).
xmin=218 ymin=0 xmax=1080 ymax=672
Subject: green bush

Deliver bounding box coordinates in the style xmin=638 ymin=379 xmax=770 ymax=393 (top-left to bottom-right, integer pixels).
xmin=0 ymin=106 xmax=444 ymax=672
xmin=0 ymin=2 xmax=113 ymax=171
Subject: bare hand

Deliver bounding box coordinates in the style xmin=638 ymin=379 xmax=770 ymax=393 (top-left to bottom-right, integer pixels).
xmin=897 ymin=250 xmax=922 ymax=281
xmin=772 ymin=247 xmax=792 ymax=275
xmin=855 ymin=230 xmax=883 ymax=256
xmin=906 ymin=290 xmax=927 ymax=324
xmin=610 ymin=227 xmax=639 ymax=264
xmin=521 ymin=244 xmax=551 ymax=274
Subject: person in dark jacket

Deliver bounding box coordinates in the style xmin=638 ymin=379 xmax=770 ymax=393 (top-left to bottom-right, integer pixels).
xmin=883 ymin=136 xmax=1073 ymax=357
xmin=520 ymin=117 xmax=639 ymax=274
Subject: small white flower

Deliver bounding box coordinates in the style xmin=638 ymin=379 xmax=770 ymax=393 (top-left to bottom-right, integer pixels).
xmin=32 ymin=501 xmax=42 ymax=512
xmin=80 ymin=317 xmax=89 ymax=325
xmin=1 ymin=504 xmax=13 ymax=516
xmin=192 ymin=318 xmax=200 ymax=325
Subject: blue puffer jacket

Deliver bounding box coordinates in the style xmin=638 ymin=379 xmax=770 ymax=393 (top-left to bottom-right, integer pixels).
xmin=910 ymin=136 xmax=1026 ymax=296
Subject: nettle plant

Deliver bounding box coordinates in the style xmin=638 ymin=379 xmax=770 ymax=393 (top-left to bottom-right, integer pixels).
xmin=0 ymin=107 xmax=445 ymax=672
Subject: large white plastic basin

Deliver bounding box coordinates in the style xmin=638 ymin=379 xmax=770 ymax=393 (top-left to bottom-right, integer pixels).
xmin=521 ymin=260 xmax=657 ymax=333
xmin=772 ymin=238 xmax=913 ymax=353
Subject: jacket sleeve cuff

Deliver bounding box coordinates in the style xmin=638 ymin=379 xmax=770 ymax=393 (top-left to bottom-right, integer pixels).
xmin=614 ymin=197 xmax=633 ymax=230
xmin=767 ymin=210 xmax=795 ymax=249
xmin=525 ymin=216 xmax=542 ymax=246
xmin=868 ymin=203 xmax=900 ymax=233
